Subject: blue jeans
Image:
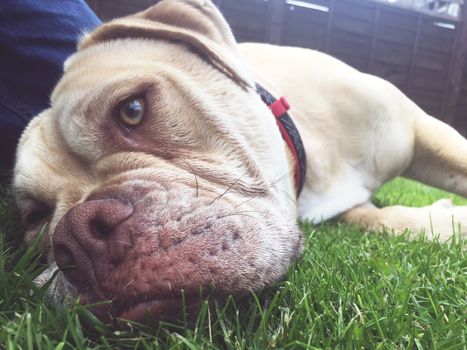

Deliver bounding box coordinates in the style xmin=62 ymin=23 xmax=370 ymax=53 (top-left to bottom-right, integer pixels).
xmin=0 ymin=0 xmax=101 ymax=182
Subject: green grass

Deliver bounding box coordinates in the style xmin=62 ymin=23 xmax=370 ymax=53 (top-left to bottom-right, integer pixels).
xmin=0 ymin=178 xmax=466 ymax=349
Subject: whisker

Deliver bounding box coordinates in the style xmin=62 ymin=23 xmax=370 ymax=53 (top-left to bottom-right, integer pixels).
xmin=179 ymin=158 xmax=200 ymax=198
xmin=209 ymin=173 xmax=246 ymax=206
xmin=218 ymin=212 xmax=265 ymax=223
xmin=115 ymin=240 xmax=131 ymax=246
xmin=275 ymin=188 xmax=297 ymax=206
xmin=234 ymin=170 xmax=294 ymax=209
xmin=123 ymin=279 xmax=134 ymax=289
xmin=233 ymin=209 xmax=282 ymax=220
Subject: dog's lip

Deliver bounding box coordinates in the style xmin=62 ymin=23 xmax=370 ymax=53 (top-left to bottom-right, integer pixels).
xmin=82 ymin=293 xmax=202 ymax=324
xmin=117 ymin=298 xmax=200 ymax=323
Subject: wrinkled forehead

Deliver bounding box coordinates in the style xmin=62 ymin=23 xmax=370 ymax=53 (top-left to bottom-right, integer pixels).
xmin=52 ymin=40 xmax=164 ymax=114
xmin=53 ymin=38 xmax=193 ymax=100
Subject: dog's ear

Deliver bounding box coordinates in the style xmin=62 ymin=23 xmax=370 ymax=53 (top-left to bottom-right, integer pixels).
xmin=79 ymin=0 xmax=253 ymax=89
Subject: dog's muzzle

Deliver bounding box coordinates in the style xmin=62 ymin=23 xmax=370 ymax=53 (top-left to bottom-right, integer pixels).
xmin=51 ymin=179 xmax=302 ymax=324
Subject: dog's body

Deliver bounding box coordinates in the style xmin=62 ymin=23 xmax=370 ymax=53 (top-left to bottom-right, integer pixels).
xmin=239 ymin=43 xmax=467 ymax=235
xmin=12 ymin=0 xmax=467 ymax=323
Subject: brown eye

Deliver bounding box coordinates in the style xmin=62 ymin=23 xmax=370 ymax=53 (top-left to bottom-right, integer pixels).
xmin=118 ymin=97 xmax=145 ymax=128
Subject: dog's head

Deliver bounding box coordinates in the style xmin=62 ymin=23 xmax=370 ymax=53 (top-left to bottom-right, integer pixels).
xmin=12 ymin=0 xmax=302 ymax=324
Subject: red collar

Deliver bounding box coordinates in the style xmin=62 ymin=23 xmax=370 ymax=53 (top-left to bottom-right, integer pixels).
xmin=256 ymin=84 xmax=307 ymax=196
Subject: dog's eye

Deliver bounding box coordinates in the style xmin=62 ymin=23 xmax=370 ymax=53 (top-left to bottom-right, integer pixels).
xmin=118 ymin=97 xmax=145 ymax=128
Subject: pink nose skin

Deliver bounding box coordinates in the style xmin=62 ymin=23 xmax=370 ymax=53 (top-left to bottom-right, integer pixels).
xmin=53 ymin=198 xmax=134 ymax=299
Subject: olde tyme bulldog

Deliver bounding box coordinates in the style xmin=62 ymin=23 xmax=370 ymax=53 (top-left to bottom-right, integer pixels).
xmin=12 ymin=0 xmax=467 ymax=323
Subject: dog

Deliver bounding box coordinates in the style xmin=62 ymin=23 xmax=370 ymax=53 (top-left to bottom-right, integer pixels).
xmin=12 ymin=0 xmax=467 ymax=324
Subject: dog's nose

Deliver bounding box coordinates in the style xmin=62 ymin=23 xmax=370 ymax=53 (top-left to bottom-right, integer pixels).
xmin=53 ymin=199 xmax=133 ymax=290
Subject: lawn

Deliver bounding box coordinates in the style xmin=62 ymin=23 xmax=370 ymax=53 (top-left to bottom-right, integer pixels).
xmin=0 ymin=178 xmax=466 ymax=349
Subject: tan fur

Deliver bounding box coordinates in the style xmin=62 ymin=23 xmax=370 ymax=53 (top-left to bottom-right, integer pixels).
xmin=238 ymin=43 xmax=467 ymax=240
xmin=11 ymin=0 xmax=467 ymax=318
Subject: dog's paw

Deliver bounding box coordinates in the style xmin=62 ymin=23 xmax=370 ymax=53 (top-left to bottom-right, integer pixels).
xmin=431 ymin=198 xmax=453 ymax=208
xmin=425 ymin=204 xmax=467 ymax=242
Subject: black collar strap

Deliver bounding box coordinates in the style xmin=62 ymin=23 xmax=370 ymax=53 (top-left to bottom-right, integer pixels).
xmin=256 ymin=83 xmax=307 ymax=196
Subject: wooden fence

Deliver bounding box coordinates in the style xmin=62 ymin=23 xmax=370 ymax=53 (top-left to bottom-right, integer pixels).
xmin=85 ymin=0 xmax=467 ymax=134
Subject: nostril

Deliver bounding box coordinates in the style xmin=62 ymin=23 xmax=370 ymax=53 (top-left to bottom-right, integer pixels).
xmin=54 ymin=244 xmax=83 ymax=285
xmin=54 ymin=244 xmax=75 ymax=269
xmin=90 ymin=218 xmax=112 ymax=239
